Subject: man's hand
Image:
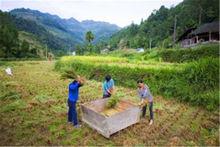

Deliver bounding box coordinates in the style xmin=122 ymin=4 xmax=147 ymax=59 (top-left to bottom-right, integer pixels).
xmin=138 ymin=102 xmax=143 ymax=106
xmin=77 ymin=76 xmax=86 ymax=85
xmin=138 ymin=99 xmax=148 ymax=107
xmin=108 ymin=88 xmax=113 ymax=94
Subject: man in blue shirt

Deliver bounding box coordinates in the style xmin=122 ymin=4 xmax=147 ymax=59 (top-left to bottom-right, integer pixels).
xmin=102 ymin=75 xmax=114 ymax=98
xmin=137 ymin=80 xmax=154 ymax=125
xmin=68 ymin=76 xmax=84 ymax=128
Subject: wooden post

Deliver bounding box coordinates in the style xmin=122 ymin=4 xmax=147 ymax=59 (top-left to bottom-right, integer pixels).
xmin=149 ymin=38 xmax=152 ymax=50
xmin=45 ymin=45 xmax=48 ymax=60
xmin=209 ymin=32 xmax=212 ymax=42
xmin=199 ymin=5 xmax=202 ymax=25
xmin=173 ymin=15 xmax=177 ymax=45
xmin=196 ymin=36 xmax=199 ymax=43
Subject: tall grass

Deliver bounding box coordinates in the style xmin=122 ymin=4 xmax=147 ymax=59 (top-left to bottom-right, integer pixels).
xmin=55 ymin=55 xmax=219 ymax=110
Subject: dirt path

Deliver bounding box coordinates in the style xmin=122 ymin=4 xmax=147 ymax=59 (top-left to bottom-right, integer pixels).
xmin=0 ymin=61 xmax=219 ymax=146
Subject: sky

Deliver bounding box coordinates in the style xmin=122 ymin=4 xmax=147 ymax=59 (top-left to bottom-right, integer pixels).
xmin=0 ymin=0 xmax=183 ymax=27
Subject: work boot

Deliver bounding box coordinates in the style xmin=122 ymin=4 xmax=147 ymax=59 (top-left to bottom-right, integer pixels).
xmin=149 ymin=119 xmax=153 ymax=125
xmin=74 ymin=124 xmax=81 ymax=128
xmin=67 ymin=121 xmax=73 ymax=125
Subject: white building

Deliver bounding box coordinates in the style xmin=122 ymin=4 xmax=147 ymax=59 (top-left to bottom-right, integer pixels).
xmin=136 ymin=48 xmax=144 ymax=53
xmin=72 ymin=51 xmax=76 ymax=56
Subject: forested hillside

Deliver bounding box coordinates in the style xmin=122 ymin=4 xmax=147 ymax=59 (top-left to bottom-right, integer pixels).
xmin=10 ymin=8 xmax=120 ymax=51
xmin=0 ymin=11 xmax=42 ymax=58
xmin=108 ymin=0 xmax=219 ymax=50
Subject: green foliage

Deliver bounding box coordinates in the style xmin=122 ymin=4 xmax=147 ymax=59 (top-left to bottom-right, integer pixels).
xmin=0 ymin=11 xmax=41 ymax=58
xmin=55 ymin=53 xmax=219 ymax=110
xmin=141 ymin=43 xmax=219 ymax=63
xmin=75 ymin=45 xmax=84 ymax=55
xmin=85 ymin=31 xmax=95 ymax=43
xmin=157 ymin=44 xmax=219 ymax=62
xmin=0 ymin=11 xmax=19 ymax=58
xmin=106 ymin=97 xmax=119 ymax=108
xmin=85 ymin=31 xmax=95 ymax=53
xmin=184 ymin=57 xmax=219 ymax=91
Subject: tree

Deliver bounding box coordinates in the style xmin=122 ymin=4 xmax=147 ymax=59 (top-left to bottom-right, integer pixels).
xmin=19 ymin=40 xmax=30 ymax=57
xmin=85 ymin=31 xmax=94 ymax=43
xmin=75 ymin=45 xmax=84 ymax=55
xmin=0 ymin=11 xmax=19 ymax=58
xmin=85 ymin=31 xmax=95 ymax=53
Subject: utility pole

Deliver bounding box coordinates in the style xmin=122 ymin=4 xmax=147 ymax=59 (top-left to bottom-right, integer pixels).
xmin=173 ymin=15 xmax=177 ymax=45
xmin=69 ymin=46 xmax=71 ymax=55
xmin=149 ymin=38 xmax=152 ymax=50
xmin=199 ymin=5 xmax=202 ymax=25
xmin=45 ymin=44 xmax=48 ymax=60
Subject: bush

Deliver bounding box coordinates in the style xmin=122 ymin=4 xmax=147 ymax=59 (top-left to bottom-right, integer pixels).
xmin=184 ymin=58 xmax=219 ymax=91
xmin=158 ymin=44 xmax=219 ymax=62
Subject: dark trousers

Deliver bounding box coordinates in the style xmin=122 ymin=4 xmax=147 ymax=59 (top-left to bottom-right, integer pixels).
xmin=142 ymin=102 xmax=153 ymax=120
xmin=103 ymin=93 xmax=111 ymax=98
xmin=68 ymin=100 xmax=78 ymax=126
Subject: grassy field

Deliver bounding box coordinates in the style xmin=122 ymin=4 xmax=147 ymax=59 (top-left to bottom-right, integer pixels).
xmin=0 ymin=61 xmax=219 ymax=146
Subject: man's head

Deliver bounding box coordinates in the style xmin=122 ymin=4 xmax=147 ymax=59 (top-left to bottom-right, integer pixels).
xmin=137 ymin=79 xmax=144 ymax=88
xmin=105 ymin=75 xmax=111 ymax=82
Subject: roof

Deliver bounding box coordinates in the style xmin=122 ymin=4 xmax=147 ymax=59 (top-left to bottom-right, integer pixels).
xmin=190 ymin=21 xmax=219 ymax=35
xmin=178 ymin=21 xmax=219 ymax=41
xmin=178 ymin=28 xmax=196 ymax=41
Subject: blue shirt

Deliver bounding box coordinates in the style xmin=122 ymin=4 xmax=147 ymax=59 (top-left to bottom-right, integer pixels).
xmin=68 ymin=81 xmax=81 ymax=102
xmin=138 ymin=84 xmax=153 ymax=102
xmin=103 ymin=79 xmax=114 ymax=95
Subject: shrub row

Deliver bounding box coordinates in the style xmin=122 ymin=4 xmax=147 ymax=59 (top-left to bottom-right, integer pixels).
xmin=55 ymin=57 xmax=219 ymax=110
xmin=143 ymin=43 xmax=219 ymax=63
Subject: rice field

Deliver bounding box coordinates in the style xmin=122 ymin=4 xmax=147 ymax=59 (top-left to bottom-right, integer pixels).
xmin=59 ymin=56 xmax=185 ymax=70
xmin=0 ymin=61 xmax=219 ymax=145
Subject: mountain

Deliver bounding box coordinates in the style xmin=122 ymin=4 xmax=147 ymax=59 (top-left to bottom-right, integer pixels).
xmin=81 ymin=20 xmax=120 ymax=42
xmin=9 ymin=8 xmax=120 ymax=53
xmin=108 ymin=0 xmax=219 ymax=50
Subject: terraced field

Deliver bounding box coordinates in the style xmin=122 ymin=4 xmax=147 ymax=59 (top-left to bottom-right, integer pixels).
xmin=0 ymin=61 xmax=219 ymax=145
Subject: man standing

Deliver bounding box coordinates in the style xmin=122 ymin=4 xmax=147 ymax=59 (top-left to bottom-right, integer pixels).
xmin=102 ymin=75 xmax=114 ymax=98
xmin=68 ymin=76 xmax=84 ymax=128
xmin=137 ymin=80 xmax=154 ymax=125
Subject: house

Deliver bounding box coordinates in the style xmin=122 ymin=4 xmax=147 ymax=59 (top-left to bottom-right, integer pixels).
xmin=178 ymin=21 xmax=219 ymax=48
xmin=136 ymin=48 xmax=144 ymax=53
xmin=101 ymin=48 xmax=109 ymax=54
xmin=72 ymin=51 xmax=76 ymax=56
